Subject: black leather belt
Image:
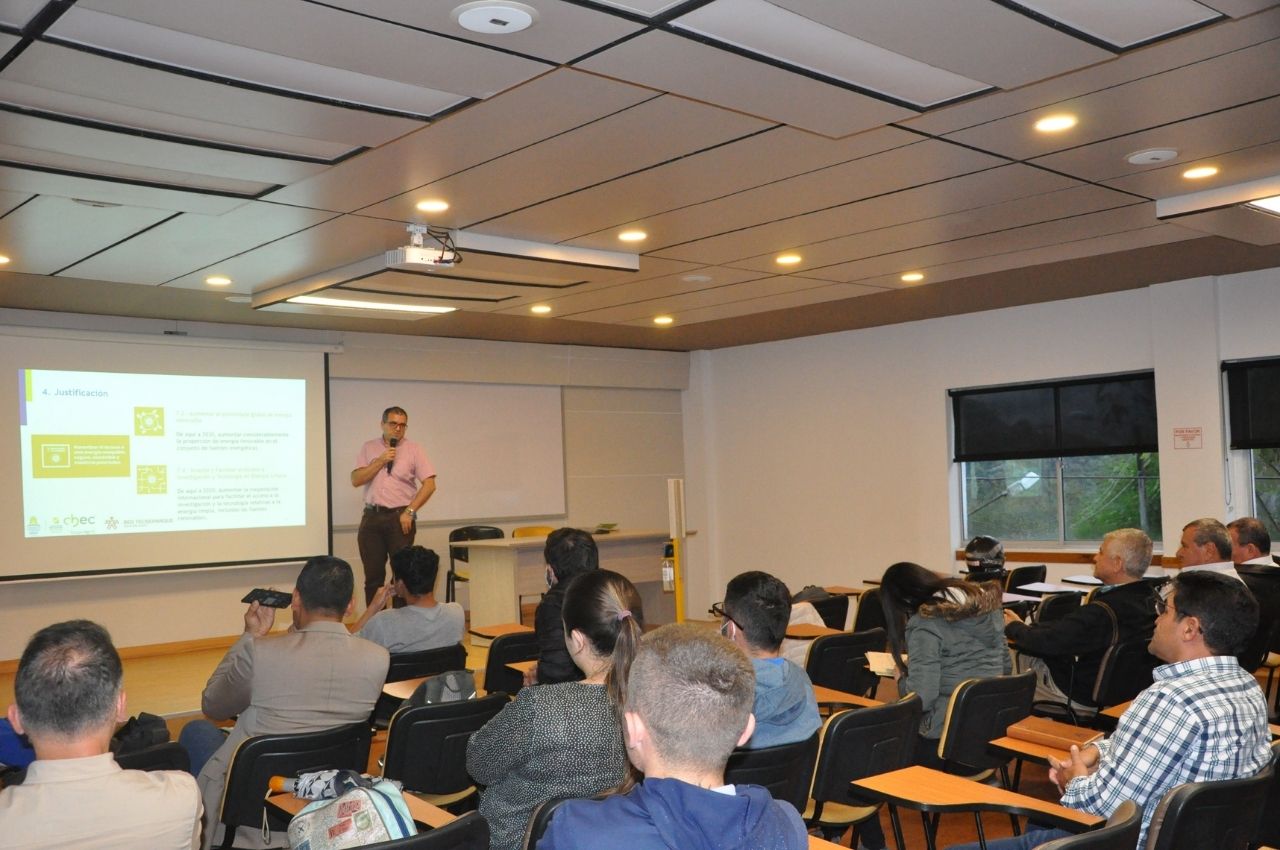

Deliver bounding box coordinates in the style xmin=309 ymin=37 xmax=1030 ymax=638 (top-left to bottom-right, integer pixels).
xmin=364 ymin=504 xmax=407 ymax=514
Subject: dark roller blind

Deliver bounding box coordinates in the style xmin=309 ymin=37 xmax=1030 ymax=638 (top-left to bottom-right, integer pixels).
xmin=1225 ymin=359 xmax=1280 ymax=449
xmin=952 ymin=372 xmax=1157 ymax=462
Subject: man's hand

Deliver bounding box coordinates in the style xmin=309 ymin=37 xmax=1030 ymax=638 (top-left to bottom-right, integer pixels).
xmin=522 ymin=665 xmax=539 ymax=687
xmin=399 ymin=511 xmax=414 ymax=535
xmin=244 ymin=600 xmax=276 ymax=637
xmin=370 ymin=583 xmax=394 ymax=613
xmin=1048 ymin=744 xmax=1098 ymax=794
xmin=1003 ymin=608 xmax=1025 ymax=626
xmin=380 ymin=445 xmax=397 ymax=467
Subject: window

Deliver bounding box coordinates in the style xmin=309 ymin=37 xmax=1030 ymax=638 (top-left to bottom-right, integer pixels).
xmin=1249 ymin=448 xmax=1280 ymax=539
xmin=1225 ymin=358 xmax=1280 ymax=539
xmin=953 ymin=373 xmax=1161 ymax=544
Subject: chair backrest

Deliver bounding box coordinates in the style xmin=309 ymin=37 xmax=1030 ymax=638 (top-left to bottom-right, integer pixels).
xmin=1252 ymin=740 xmax=1280 ymax=848
xmin=1034 ymin=592 xmax=1083 ymax=624
xmin=1032 ymin=800 xmax=1142 ymax=850
xmin=805 ymin=628 xmax=886 ymax=697
xmin=382 ymin=694 xmax=510 ymax=795
xmin=114 ymin=741 xmax=190 ymax=773
xmin=363 ymin=811 xmax=490 ymax=849
xmin=1090 ymin=636 xmax=1160 ymax=708
xmin=1005 ymin=565 xmax=1047 ymax=593
xmin=373 ymin=643 xmax=471 ymax=727
xmin=1237 ymin=568 xmax=1280 ymax=672
xmin=483 ymin=630 xmax=541 ymax=696
xmin=1145 ymin=762 xmax=1274 ymax=850
xmin=853 ymin=588 xmax=886 ymax=634
xmin=724 ymin=732 xmax=819 ymax=814
xmin=448 ymin=525 xmax=504 ymax=565
xmin=810 ymin=694 xmax=922 ymax=807
xmin=809 ymin=594 xmax=851 ymax=630
xmin=219 ymin=721 xmax=372 ymax=839
xmin=937 ymin=671 xmax=1035 ymax=773
xmin=512 ymin=525 xmax=555 ymax=538
xmin=523 ymin=795 xmax=580 ymax=850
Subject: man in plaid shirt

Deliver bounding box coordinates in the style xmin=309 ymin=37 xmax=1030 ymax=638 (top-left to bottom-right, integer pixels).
xmin=952 ymin=570 xmax=1272 ymax=850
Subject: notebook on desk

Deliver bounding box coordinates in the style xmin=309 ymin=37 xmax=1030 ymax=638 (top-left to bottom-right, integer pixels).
xmin=1007 ymin=716 xmax=1104 ymax=750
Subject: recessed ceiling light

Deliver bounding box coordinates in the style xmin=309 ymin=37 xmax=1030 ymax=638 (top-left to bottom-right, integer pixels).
xmin=205 ymin=275 xmax=232 ymax=286
xmin=1182 ymin=166 xmax=1219 ymax=180
xmin=1126 ymin=148 xmax=1178 ymax=166
xmin=1246 ymin=195 xmax=1280 ymax=215
xmin=530 ymin=304 xmax=552 ymax=314
xmin=618 ymin=229 xmax=647 ymax=243
xmin=901 ymin=272 xmax=925 ymax=283
xmin=289 ymin=295 xmax=456 ymax=314
xmin=776 ymin=253 xmax=802 ymax=266
xmin=0 ymin=254 xmax=10 ymax=265
xmin=415 ymin=199 xmax=449 ymax=213
xmin=1034 ymin=114 xmax=1077 ymax=133
xmin=653 ymin=315 xmax=674 ymax=326
xmin=452 ymin=1 xmax=537 ymax=34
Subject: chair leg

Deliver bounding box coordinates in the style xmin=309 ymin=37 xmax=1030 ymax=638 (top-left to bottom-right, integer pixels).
xmin=888 ymin=805 xmax=906 ymax=850
xmin=921 ymin=811 xmax=938 ymax=850
xmin=974 ymin=813 xmax=988 ymax=850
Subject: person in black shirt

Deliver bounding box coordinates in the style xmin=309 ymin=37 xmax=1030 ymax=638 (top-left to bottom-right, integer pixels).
xmin=526 ymin=528 xmax=599 ymax=685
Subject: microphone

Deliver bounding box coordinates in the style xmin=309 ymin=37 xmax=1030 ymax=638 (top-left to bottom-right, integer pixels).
xmin=386 ymin=437 xmax=398 ymax=474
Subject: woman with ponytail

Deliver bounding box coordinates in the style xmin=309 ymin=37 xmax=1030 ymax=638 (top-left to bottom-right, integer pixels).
xmin=466 ymin=569 xmax=643 ymax=850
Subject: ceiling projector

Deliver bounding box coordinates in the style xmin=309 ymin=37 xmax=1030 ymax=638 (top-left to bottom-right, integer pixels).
xmin=386 ymin=245 xmax=457 ymax=268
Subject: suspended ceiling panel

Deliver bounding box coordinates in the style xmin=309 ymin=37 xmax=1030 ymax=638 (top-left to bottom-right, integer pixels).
xmin=614 ymin=280 xmax=886 ymax=326
xmin=0 ymin=164 xmax=253 ymax=215
xmin=0 ymin=195 xmax=173 ymax=275
xmin=497 ymin=265 xmax=766 ymax=317
xmin=1013 ymin=0 xmax=1221 ymax=48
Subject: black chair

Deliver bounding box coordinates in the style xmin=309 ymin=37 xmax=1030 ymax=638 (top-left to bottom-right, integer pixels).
xmin=1034 ymin=592 xmax=1083 ymax=624
xmin=1004 ymin=565 xmax=1047 ymax=593
xmin=1250 ymin=740 xmax=1280 ymax=848
xmin=1144 ymin=762 xmax=1274 ymax=850
xmin=216 ymin=721 xmax=372 ymax=849
xmin=363 ymin=811 xmax=490 ymax=849
xmin=373 ymin=643 xmax=469 ymax=728
xmin=1089 ymin=637 xmax=1159 ymax=716
xmin=805 ymin=628 xmax=886 ymax=698
xmin=724 ymin=732 xmax=819 ymax=815
xmin=522 ymin=795 xmax=605 ymax=850
xmin=1238 ymin=566 xmax=1280 ymax=680
xmin=447 ymin=525 xmax=504 ymax=603
xmin=115 ymin=741 xmax=190 ymax=773
xmin=383 ymin=694 xmax=510 ymax=809
xmin=1032 ymin=800 xmax=1142 ymax=850
xmin=482 ymin=630 xmax=540 ymax=697
xmin=853 ymin=588 xmax=886 ymax=634
xmin=809 ymin=594 xmax=851 ymax=630
xmin=805 ymin=694 xmax=922 ymax=843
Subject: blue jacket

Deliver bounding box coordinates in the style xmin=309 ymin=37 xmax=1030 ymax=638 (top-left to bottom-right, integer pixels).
xmin=747 ymin=657 xmax=820 ymax=749
xmin=539 ymin=777 xmax=808 ymax=850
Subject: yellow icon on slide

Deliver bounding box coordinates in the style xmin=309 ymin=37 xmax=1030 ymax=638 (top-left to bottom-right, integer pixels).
xmin=135 ymin=407 xmax=164 ymax=436
xmin=137 ymin=465 xmax=167 ymax=494
xmin=41 ymin=444 xmax=71 ymax=468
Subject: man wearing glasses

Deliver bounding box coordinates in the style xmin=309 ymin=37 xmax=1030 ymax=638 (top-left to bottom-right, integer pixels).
xmin=351 ymin=406 xmax=437 ymax=605
xmin=714 ymin=571 xmax=820 ymax=749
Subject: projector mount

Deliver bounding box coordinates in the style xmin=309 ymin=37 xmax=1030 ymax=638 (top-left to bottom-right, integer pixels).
xmin=398 ymin=223 xmax=461 ymax=268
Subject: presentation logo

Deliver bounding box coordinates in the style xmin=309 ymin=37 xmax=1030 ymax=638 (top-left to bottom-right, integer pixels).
xmin=105 ymin=516 xmax=119 ymax=531
xmin=134 ymin=407 xmax=164 ymax=436
xmin=137 ymin=465 xmax=168 ymax=495
xmin=41 ymin=443 xmax=72 ymax=468
xmin=27 ymin=516 xmax=39 ymax=535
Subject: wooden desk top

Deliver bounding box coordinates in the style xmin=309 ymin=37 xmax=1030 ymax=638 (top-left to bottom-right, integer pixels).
xmin=823 ymin=586 xmax=865 ymax=596
xmin=988 ymin=736 xmax=1070 ymax=766
xmin=468 ymin=622 xmax=534 ymax=639
xmin=464 ymin=530 xmax=669 ymax=550
xmin=809 ymin=835 xmax=849 ymax=849
xmin=785 ymin=623 xmax=843 ymax=639
xmin=850 ymin=766 xmax=1102 ymax=830
xmin=267 ymin=791 xmax=456 ymax=829
xmin=507 ymin=659 xmax=537 ymax=675
xmin=812 ymin=685 xmax=881 ymax=709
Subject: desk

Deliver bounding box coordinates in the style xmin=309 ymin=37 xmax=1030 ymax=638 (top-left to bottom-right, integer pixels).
xmin=507 ymin=659 xmax=537 ymax=676
xmin=824 ymin=586 xmax=866 ymax=597
xmin=268 ymin=790 xmax=456 ymax=829
xmin=786 ymin=623 xmax=843 ymax=639
xmin=851 ymin=765 xmax=1102 ymax=850
xmin=465 ymin=530 xmax=669 ymax=626
xmin=813 ymin=685 xmax=881 ymax=709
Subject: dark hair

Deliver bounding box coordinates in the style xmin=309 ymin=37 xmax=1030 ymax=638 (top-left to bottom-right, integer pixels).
xmin=544 ymin=528 xmax=599 ymax=583
xmin=296 ymin=556 xmax=355 ymax=616
xmin=390 ymin=545 xmax=440 ymax=597
xmin=1170 ymin=570 xmax=1259 ymax=656
xmin=1227 ymin=517 xmax=1272 ymax=556
xmin=562 ymin=569 xmax=644 ymax=708
xmin=15 ymin=620 xmax=122 ymax=738
xmin=723 ymin=571 xmax=790 ymax=652
xmin=964 ymin=535 xmax=1006 ymax=581
xmin=1184 ymin=518 xmax=1232 ymax=560
xmin=381 ymin=406 xmax=407 ymax=423
xmin=878 ymin=562 xmax=969 ymax=672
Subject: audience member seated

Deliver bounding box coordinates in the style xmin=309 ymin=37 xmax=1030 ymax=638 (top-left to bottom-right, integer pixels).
xmin=352 ymin=545 xmax=464 ymax=653
xmin=951 ymin=570 xmax=1272 ymax=850
xmin=1228 ymin=516 xmax=1275 ymax=567
xmin=527 ymin=528 xmax=599 ymax=686
xmin=539 ymin=623 xmax=809 ymax=850
xmin=1176 ymin=517 xmax=1242 ymax=580
xmin=466 ymin=569 xmax=641 ymax=850
xmin=716 ymin=571 xmax=820 ymax=749
xmin=0 ymin=620 xmax=201 ymax=849
xmin=179 ymin=556 xmax=389 ymax=848
xmin=963 ymin=534 xmax=1007 ymax=585
xmin=1004 ymin=529 xmax=1158 ymax=714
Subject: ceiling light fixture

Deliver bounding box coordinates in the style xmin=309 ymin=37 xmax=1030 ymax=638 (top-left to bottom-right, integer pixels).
xmin=653 ymin=315 xmax=674 ymax=326
xmin=1126 ymin=148 xmax=1178 ymax=166
xmin=0 ymin=254 xmax=10 ymax=265
xmin=776 ymin=253 xmax=802 ymax=265
xmin=900 ymin=272 xmax=925 ymax=283
xmin=288 ymin=295 xmax=456 ymax=314
xmin=415 ymin=199 xmax=449 ymax=213
xmin=1246 ymin=195 xmax=1280 ymax=216
xmin=1183 ymin=165 xmax=1219 ymax=180
xmin=452 ymin=0 xmax=537 ymax=34
xmin=205 ymin=275 xmax=232 ymax=286
xmin=618 ymin=229 xmax=647 ymax=242
xmin=530 ymin=304 xmax=552 ymax=314
xmin=1034 ymin=114 xmax=1077 ymax=133
xmin=386 ymin=224 xmax=461 ymax=269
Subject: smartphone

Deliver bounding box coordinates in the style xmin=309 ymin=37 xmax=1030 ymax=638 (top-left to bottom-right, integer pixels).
xmin=241 ymin=588 xmax=292 ymax=608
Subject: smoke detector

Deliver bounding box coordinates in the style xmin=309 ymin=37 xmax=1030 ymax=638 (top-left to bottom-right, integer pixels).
xmin=1126 ymin=148 xmax=1178 ymax=166
xmin=452 ymin=1 xmax=537 ymax=34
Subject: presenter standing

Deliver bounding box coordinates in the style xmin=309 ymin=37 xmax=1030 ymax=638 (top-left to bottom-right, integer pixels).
xmin=351 ymin=406 xmax=437 ymax=605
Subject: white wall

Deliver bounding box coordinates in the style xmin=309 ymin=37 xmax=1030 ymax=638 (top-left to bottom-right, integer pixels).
xmin=681 ymin=268 xmax=1280 ymax=614
xmin=0 ymin=313 xmax=687 ymax=660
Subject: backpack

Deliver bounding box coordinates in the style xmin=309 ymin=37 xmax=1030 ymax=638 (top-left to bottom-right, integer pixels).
xmin=286 ymin=779 xmax=416 ymax=849
xmin=109 ymin=712 xmax=170 ymax=755
xmin=407 ymin=670 xmax=477 ymax=706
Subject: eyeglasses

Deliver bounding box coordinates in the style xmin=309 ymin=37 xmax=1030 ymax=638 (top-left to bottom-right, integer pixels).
xmin=1154 ymin=586 xmax=1174 ymax=617
xmin=709 ymin=602 xmax=741 ymax=636
xmin=385 ymin=420 xmax=408 ymax=430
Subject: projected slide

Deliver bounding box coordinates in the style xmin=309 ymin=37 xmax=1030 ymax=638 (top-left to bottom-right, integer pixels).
xmin=19 ymin=369 xmax=306 ymax=538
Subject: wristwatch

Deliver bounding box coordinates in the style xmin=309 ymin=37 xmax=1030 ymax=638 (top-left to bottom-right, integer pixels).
xmin=403 ymin=508 xmax=416 ymax=517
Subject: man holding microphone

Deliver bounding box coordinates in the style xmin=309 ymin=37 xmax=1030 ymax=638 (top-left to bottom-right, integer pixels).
xmin=351 ymin=406 xmax=437 ymax=605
